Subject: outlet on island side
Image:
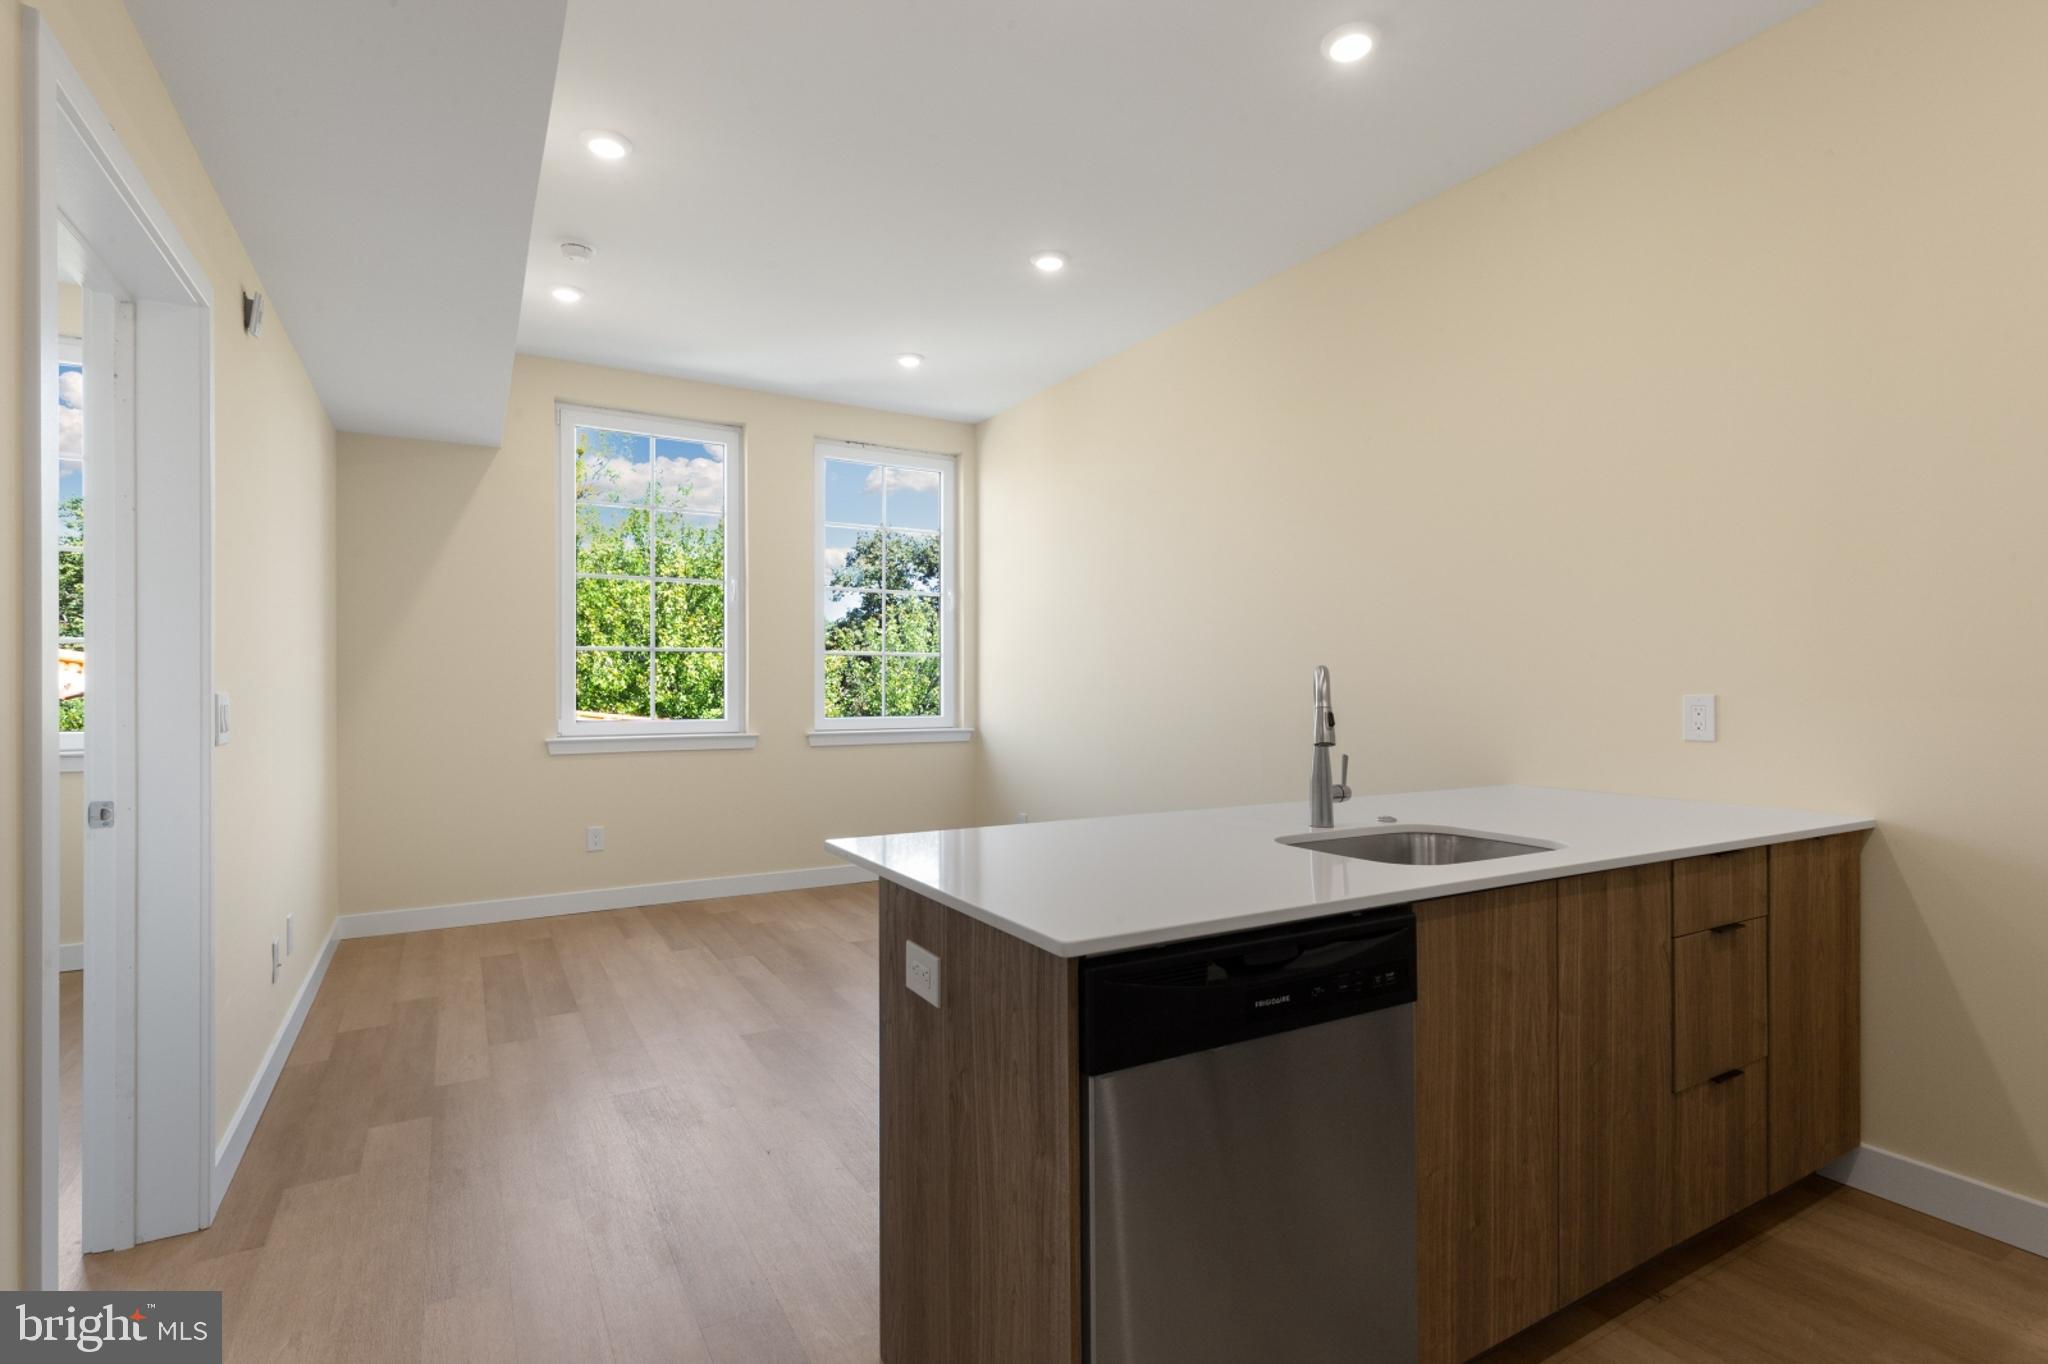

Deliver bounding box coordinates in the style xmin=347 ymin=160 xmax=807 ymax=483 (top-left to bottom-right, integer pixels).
xmin=905 ymin=940 xmax=940 ymax=1007
xmin=1682 ymin=693 xmax=1718 ymax=743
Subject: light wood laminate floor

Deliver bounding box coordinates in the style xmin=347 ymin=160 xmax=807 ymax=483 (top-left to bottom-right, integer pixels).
xmin=60 ymin=886 xmax=2048 ymax=1362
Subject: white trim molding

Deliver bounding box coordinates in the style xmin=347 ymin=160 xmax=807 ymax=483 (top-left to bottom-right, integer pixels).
xmin=336 ymin=863 xmax=876 ymax=940
xmin=807 ymin=727 xmax=972 ymax=747
xmin=546 ymin=731 xmax=759 ymax=755
xmin=58 ymin=943 xmax=84 ymax=973
xmin=1824 ymin=1145 xmax=2048 ymax=1259
xmin=212 ymin=921 xmax=338 ymax=1218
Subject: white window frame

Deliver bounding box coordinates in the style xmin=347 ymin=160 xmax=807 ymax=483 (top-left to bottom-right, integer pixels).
xmin=57 ymin=334 xmax=84 ymax=767
xmin=550 ymin=402 xmax=753 ymax=754
xmin=811 ymin=439 xmax=966 ymax=743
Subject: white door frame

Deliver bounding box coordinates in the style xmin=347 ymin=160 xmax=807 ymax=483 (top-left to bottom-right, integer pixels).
xmin=19 ymin=11 xmax=217 ymax=1286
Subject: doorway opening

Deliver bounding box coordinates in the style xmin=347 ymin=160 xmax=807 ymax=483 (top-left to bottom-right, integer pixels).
xmin=22 ymin=14 xmax=217 ymax=1288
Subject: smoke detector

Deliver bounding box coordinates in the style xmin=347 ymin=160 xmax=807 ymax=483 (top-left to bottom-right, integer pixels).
xmin=560 ymin=241 xmax=596 ymax=263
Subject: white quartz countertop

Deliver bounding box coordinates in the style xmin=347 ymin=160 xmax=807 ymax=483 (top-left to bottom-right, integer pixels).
xmin=825 ymin=785 xmax=1873 ymax=958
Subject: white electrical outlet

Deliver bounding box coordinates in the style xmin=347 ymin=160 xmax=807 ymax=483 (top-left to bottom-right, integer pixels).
xmin=905 ymin=940 xmax=940 ymax=1007
xmin=1017 ymin=812 xmax=1030 ymax=823
xmin=214 ymin=691 xmax=232 ymax=746
xmin=586 ymin=825 xmax=605 ymax=852
xmin=285 ymin=913 xmax=295 ymax=956
xmin=1683 ymin=693 xmax=1718 ymax=743
xmin=270 ymin=938 xmax=281 ymax=984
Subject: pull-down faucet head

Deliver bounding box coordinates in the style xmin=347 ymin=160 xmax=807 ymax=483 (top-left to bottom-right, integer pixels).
xmin=1312 ymin=664 xmax=1336 ymax=746
xmin=1308 ymin=665 xmax=1351 ymax=829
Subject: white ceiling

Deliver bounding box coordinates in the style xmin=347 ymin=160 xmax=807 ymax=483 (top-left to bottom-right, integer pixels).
xmin=127 ymin=0 xmax=568 ymax=444
xmin=129 ymin=0 xmax=1818 ymax=440
xmin=520 ymin=0 xmax=1818 ymax=423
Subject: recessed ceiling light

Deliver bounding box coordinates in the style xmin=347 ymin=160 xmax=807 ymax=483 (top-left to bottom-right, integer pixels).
xmin=1321 ymin=23 xmax=1376 ymax=65
xmin=551 ymin=285 xmax=584 ymax=304
xmin=896 ymin=353 xmax=924 ymax=370
xmin=584 ymin=130 xmax=632 ymax=161
xmin=1031 ymin=251 xmax=1068 ymax=274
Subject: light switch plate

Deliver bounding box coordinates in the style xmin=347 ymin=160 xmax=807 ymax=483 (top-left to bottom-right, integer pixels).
xmin=214 ymin=691 xmax=231 ymax=746
xmin=1682 ymin=693 xmax=1717 ymax=742
xmin=905 ymin=940 xmax=940 ymax=1007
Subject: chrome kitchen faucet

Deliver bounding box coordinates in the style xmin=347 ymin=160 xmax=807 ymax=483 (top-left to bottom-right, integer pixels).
xmin=1309 ymin=665 xmax=1352 ymax=829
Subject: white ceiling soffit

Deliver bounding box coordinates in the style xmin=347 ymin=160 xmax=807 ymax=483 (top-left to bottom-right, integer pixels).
xmin=521 ymin=0 xmax=1818 ymax=424
xmin=127 ymin=0 xmax=568 ymax=445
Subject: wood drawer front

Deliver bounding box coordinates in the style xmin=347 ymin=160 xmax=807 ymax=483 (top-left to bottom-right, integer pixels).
xmin=1672 ymin=848 xmax=1769 ymax=935
xmin=1673 ymin=920 xmax=1768 ymax=1091
xmin=1674 ymin=1060 xmax=1769 ymax=1241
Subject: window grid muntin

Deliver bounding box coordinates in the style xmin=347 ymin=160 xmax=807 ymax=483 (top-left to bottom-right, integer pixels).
xmin=562 ymin=408 xmax=742 ymax=732
xmin=820 ymin=452 xmax=949 ymax=721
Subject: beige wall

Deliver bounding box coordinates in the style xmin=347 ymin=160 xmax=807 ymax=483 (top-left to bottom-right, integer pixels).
xmin=978 ymin=0 xmax=2048 ymax=1205
xmin=5 ymin=1 xmax=341 ymax=1283
xmin=337 ymin=355 xmax=977 ymax=915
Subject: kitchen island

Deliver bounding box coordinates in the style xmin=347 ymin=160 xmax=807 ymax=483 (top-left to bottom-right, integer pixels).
xmin=829 ymin=785 xmax=1874 ymax=1363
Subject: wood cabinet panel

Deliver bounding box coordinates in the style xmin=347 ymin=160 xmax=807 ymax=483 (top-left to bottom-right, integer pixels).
xmin=1769 ymin=834 xmax=1864 ymax=1191
xmin=1673 ymin=920 xmax=1769 ymax=1091
xmin=1674 ymin=1060 xmax=1769 ymax=1241
xmin=1416 ymin=881 xmax=1560 ymax=1364
xmin=880 ymin=881 xmax=1083 ymax=1363
xmin=1558 ymin=863 xmax=1675 ymax=1301
xmin=1672 ymin=848 xmax=1769 ymax=935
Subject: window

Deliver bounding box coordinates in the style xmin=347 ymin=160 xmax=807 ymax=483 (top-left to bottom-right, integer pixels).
xmin=57 ymin=340 xmax=84 ymax=758
xmin=554 ymin=404 xmax=749 ymax=752
xmin=814 ymin=440 xmax=961 ymax=739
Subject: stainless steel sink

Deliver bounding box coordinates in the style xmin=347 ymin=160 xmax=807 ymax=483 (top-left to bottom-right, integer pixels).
xmin=1282 ymin=829 xmax=1552 ymax=865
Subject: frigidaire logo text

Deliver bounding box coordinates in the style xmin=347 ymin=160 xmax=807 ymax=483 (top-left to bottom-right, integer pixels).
xmin=15 ymin=1302 xmax=208 ymax=1353
xmin=1253 ymin=993 xmax=1291 ymax=1008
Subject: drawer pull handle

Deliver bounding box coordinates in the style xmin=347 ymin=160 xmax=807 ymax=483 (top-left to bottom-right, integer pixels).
xmin=1709 ymin=1068 xmax=1745 ymax=1085
xmin=1709 ymin=921 xmax=1746 ymax=935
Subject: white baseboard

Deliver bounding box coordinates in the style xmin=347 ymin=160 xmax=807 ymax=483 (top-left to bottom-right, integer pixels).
xmin=1824 ymin=1144 xmax=2048 ymax=1259
xmin=58 ymin=942 xmax=83 ymax=973
xmin=211 ymin=921 xmax=339 ymax=1218
xmin=334 ymin=863 xmax=877 ymax=940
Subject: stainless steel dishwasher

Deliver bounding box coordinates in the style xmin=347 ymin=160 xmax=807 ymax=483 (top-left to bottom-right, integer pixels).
xmin=1083 ymin=908 xmax=1417 ymax=1363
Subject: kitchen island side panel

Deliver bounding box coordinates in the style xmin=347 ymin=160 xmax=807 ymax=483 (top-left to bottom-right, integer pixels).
xmin=879 ymin=879 xmax=1084 ymax=1363
xmin=1416 ymin=880 xmax=1563 ymax=1363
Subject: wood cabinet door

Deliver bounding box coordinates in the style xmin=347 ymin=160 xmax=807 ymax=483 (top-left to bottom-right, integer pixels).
xmin=1417 ymin=881 xmax=1561 ymax=1363
xmin=1672 ymin=920 xmax=1769 ymax=1091
xmin=1558 ymin=864 xmax=1675 ymax=1302
xmin=1769 ymin=834 xmax=1863 ymax=1191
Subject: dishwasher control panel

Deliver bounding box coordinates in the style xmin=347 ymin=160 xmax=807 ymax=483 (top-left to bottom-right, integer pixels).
xmin=1247 ymin=960 xmax=1409 ymax=1018
xmin=1082 ymin=908 xmax=1417 ymax=1076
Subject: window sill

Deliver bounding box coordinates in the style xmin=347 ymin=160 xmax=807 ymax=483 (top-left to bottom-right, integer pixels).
xmin=807 ymin=727 xmax=973 ymax=748
xmin=546 ymin=732 xmax=759 ymax=755
xmin=59 ymin=749 xmax=84 ymax=774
